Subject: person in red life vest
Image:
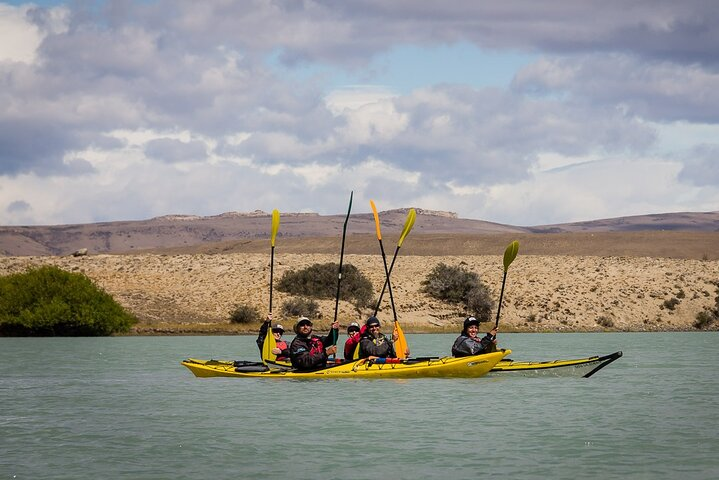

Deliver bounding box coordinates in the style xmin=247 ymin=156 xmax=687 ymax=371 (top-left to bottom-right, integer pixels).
xmin=344 ymin=321 xmax=363 ymax=360
xmin=256 ymin=314 xmax=289 ymax=361
xmin=451 ymin=316 xmax=498 ymax=357
xmin=289 ymin=317 xmax=339 ymax=371
xmin=358 ymin=316 xmax=397 ymax=360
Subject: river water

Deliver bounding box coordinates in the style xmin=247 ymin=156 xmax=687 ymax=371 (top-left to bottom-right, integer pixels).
xmin=1 ymin=333 xmax=718 ymax=479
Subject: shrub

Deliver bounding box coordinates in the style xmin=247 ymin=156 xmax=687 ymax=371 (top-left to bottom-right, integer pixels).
xmin=282 ymin=297 xmax=320 ymax=319
xmin=693 ymin=311 xmax=716 ymax=329
xmin=421 ymin=263 xmax=495 ymax=322
xmin=662 ymin=297 xmax=680 ymax=311
xmin=230 ymin=304 xmax=261 ymax=324
xmin=277 ymin=263 xmax=373 ymax=309
xmin=693 ymin=281 xmax=719 ymax=329
xmin=0 ymin=266 xmax=136 ymax=336
xmin=596 ymin=316 xmax=614 ymax=328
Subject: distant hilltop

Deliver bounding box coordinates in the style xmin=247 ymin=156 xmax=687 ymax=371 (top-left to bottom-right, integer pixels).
xmin=152 ymin=208 xmax=455 ymax=221
xmin=152 ymin=210 xmax=322 ymax=221
xmin=0 ymin=209 xmax=717 ymax=256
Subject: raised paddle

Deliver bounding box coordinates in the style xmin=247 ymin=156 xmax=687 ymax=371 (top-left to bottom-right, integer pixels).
xmin=370 ymin=200 xmax=408 ymax=358
xmin=494 ymin=240 xmax=519 ymax=329
xmin=262 ymin=209 xmax=281 ymax=364
xmin=331 ymin=191 xmax=353 ymax=350
xmin=373 ymin=208 xmax=416 ymax=316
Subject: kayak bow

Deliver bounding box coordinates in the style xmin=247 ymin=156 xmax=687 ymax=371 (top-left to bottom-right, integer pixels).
xmin=491 ymin=351 xmax=622 ymax=378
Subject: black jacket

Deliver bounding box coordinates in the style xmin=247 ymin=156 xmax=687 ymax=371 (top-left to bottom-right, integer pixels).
xmin=451 ymin=332 xmax=495 ymax=357
xmin=289 ymin=329 xmax=338 ymax=371
xmin=358 ymin=333 xmax=396 ymax=358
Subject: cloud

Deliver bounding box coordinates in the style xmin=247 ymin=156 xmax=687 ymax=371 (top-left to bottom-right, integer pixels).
xmin=145 ymin=138 xmax=208 ymax=164
xmin=6 ymin=199 xmax=31 ymax=214
xmin=678 ymin=144 xmax=719 ymax=186
xmin=513 ymin=55 xmax=719 ymax=123
xmin=0 ymin=1 xmax=717 ymax=226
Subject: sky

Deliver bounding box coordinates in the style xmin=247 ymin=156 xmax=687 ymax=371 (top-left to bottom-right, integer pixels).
xmin=1 ymin=0 xmax=718 ymax=227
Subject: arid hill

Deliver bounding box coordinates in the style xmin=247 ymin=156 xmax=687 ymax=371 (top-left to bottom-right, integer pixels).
xmin=1 ymin=209 xmax=718 ymax=257
xmin=1 ymin=209 xmax=717 ymax=335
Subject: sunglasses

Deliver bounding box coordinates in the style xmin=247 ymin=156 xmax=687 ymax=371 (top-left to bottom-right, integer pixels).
xmin=369 ymin=325 xmax=380 ymax=329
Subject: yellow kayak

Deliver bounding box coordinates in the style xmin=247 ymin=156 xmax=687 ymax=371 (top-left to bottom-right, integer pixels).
xmin=492 ymin=351 xmax=622 ymax=378
xmin=182 ymin=349 xmax=510 ymax=379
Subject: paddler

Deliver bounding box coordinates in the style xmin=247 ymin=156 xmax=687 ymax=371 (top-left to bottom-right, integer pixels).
xmin=451 ymin=316 xmax=497 ymax=357
xmin=344 ymin=321 xmax=362 ymax=360
xmin=256 ymin=314 xmax=289 ymax=361
xmin=358 ymin=316 xmax=397 ymax=360
xmin=289 ymin=317 xmax=339 ymax=371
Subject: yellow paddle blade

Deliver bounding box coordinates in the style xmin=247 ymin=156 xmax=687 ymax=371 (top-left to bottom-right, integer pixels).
xmin=352 ymin=342 xmax=360 ymax=360
xmin=503 ymin=240 xmax=519 ymax=271
xmin=262 ymin=328 xmax=277 ymax=364
xmin=370 ymin=200 xmax=382 ymax=240
xmin=270 ymin=209 xmax=280 ymax=247
xmin=397 ymin=208 xmax=416 ymax=247
xmin=394 ymin=321 xmax=408 ymax=359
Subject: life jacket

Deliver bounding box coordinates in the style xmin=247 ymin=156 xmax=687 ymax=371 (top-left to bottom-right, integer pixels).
xmin=276 ymin=340 xmax=289 ymax=360
xmin=308 ymin=336 xmax=324 ymax=356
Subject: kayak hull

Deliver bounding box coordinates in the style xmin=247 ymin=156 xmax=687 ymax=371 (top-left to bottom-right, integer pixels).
xmin=491 ymin=351 xmax=622 ymax=378
xmin=182 ymin=350 xmax=510 ymax=379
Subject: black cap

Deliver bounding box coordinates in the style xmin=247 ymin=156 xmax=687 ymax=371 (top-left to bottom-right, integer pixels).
xmin=366 ymin=316 xmax=380 ymax=327
xmin=463 ymin=316 xmax=479 ymax=332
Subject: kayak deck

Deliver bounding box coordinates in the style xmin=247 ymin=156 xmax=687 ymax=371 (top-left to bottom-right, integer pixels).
xmin=491 ymin=351 xmax=623 ymax=378
xmin=182 ymin=350 xmax=510 ymax=379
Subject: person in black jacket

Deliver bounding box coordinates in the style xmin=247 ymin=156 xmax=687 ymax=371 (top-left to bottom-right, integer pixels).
xmin=289 ymin=317 xmax=339 ymax=371
xmin=451 ymin=317 xmax=497 ymax=357
xmin=358 ymin=316 xmax=397 ymax=359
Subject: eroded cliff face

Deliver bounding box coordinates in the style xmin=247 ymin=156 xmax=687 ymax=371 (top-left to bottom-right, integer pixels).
xmin=1 ymin=253 xmax=716 ymax=334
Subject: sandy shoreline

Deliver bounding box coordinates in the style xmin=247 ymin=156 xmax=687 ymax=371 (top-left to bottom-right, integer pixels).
xmin=1 ymin=252 xmax=717 ymax=334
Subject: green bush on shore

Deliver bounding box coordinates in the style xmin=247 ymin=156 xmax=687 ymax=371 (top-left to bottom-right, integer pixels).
xmin=229 ymin=303 xmax=261 ymax=324
xmin=277 ymin=262 xmax=374 ymax=309
xmin=422 ymin=263 xmax=495 ymax=322
xmin=0 ymin=266 xmax=137 ymax=336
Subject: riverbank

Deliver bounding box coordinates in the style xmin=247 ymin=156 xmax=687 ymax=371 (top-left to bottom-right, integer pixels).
xmin=1 ymin=252 xmax=717 ymax=334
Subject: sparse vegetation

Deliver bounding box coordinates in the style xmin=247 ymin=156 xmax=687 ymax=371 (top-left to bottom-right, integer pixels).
xmin=693 ymin=281 xmax=719 ymax=329
xmin=277 ymin=263 xmax=374 ymax=309
xmin=596 ymin=315 xmax=614 ymax=328
xmin=421 ymin=263 xmax=495 ymax=322
xmin=229 ymin=303 xmax=261 ymax=324
xmin=662 ymin=297 xmax=680 ymax=311
xmin=281 ymin=297 xmax=320 ymax=319
xmin=0 ymin=266 xmax=136 ymax=336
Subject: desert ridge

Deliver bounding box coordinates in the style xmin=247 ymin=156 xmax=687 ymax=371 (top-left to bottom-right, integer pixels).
xmin=0 ymin=252 xmax=716 ymax=334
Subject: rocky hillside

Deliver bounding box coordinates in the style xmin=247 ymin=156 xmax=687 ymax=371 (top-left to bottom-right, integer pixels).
xmin=1 ymin=252 xmax=716 ymax=334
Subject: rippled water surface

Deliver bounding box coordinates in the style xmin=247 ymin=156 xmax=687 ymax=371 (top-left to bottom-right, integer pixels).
xmin=1 ymin=333 xmax=718 ymax=479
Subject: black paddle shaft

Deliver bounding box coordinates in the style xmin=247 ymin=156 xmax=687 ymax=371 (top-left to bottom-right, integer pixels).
xmin=332 ymin=191 xmax=353 ymax=345
xmin=494 ymin=270 xmax=508 ymax=328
